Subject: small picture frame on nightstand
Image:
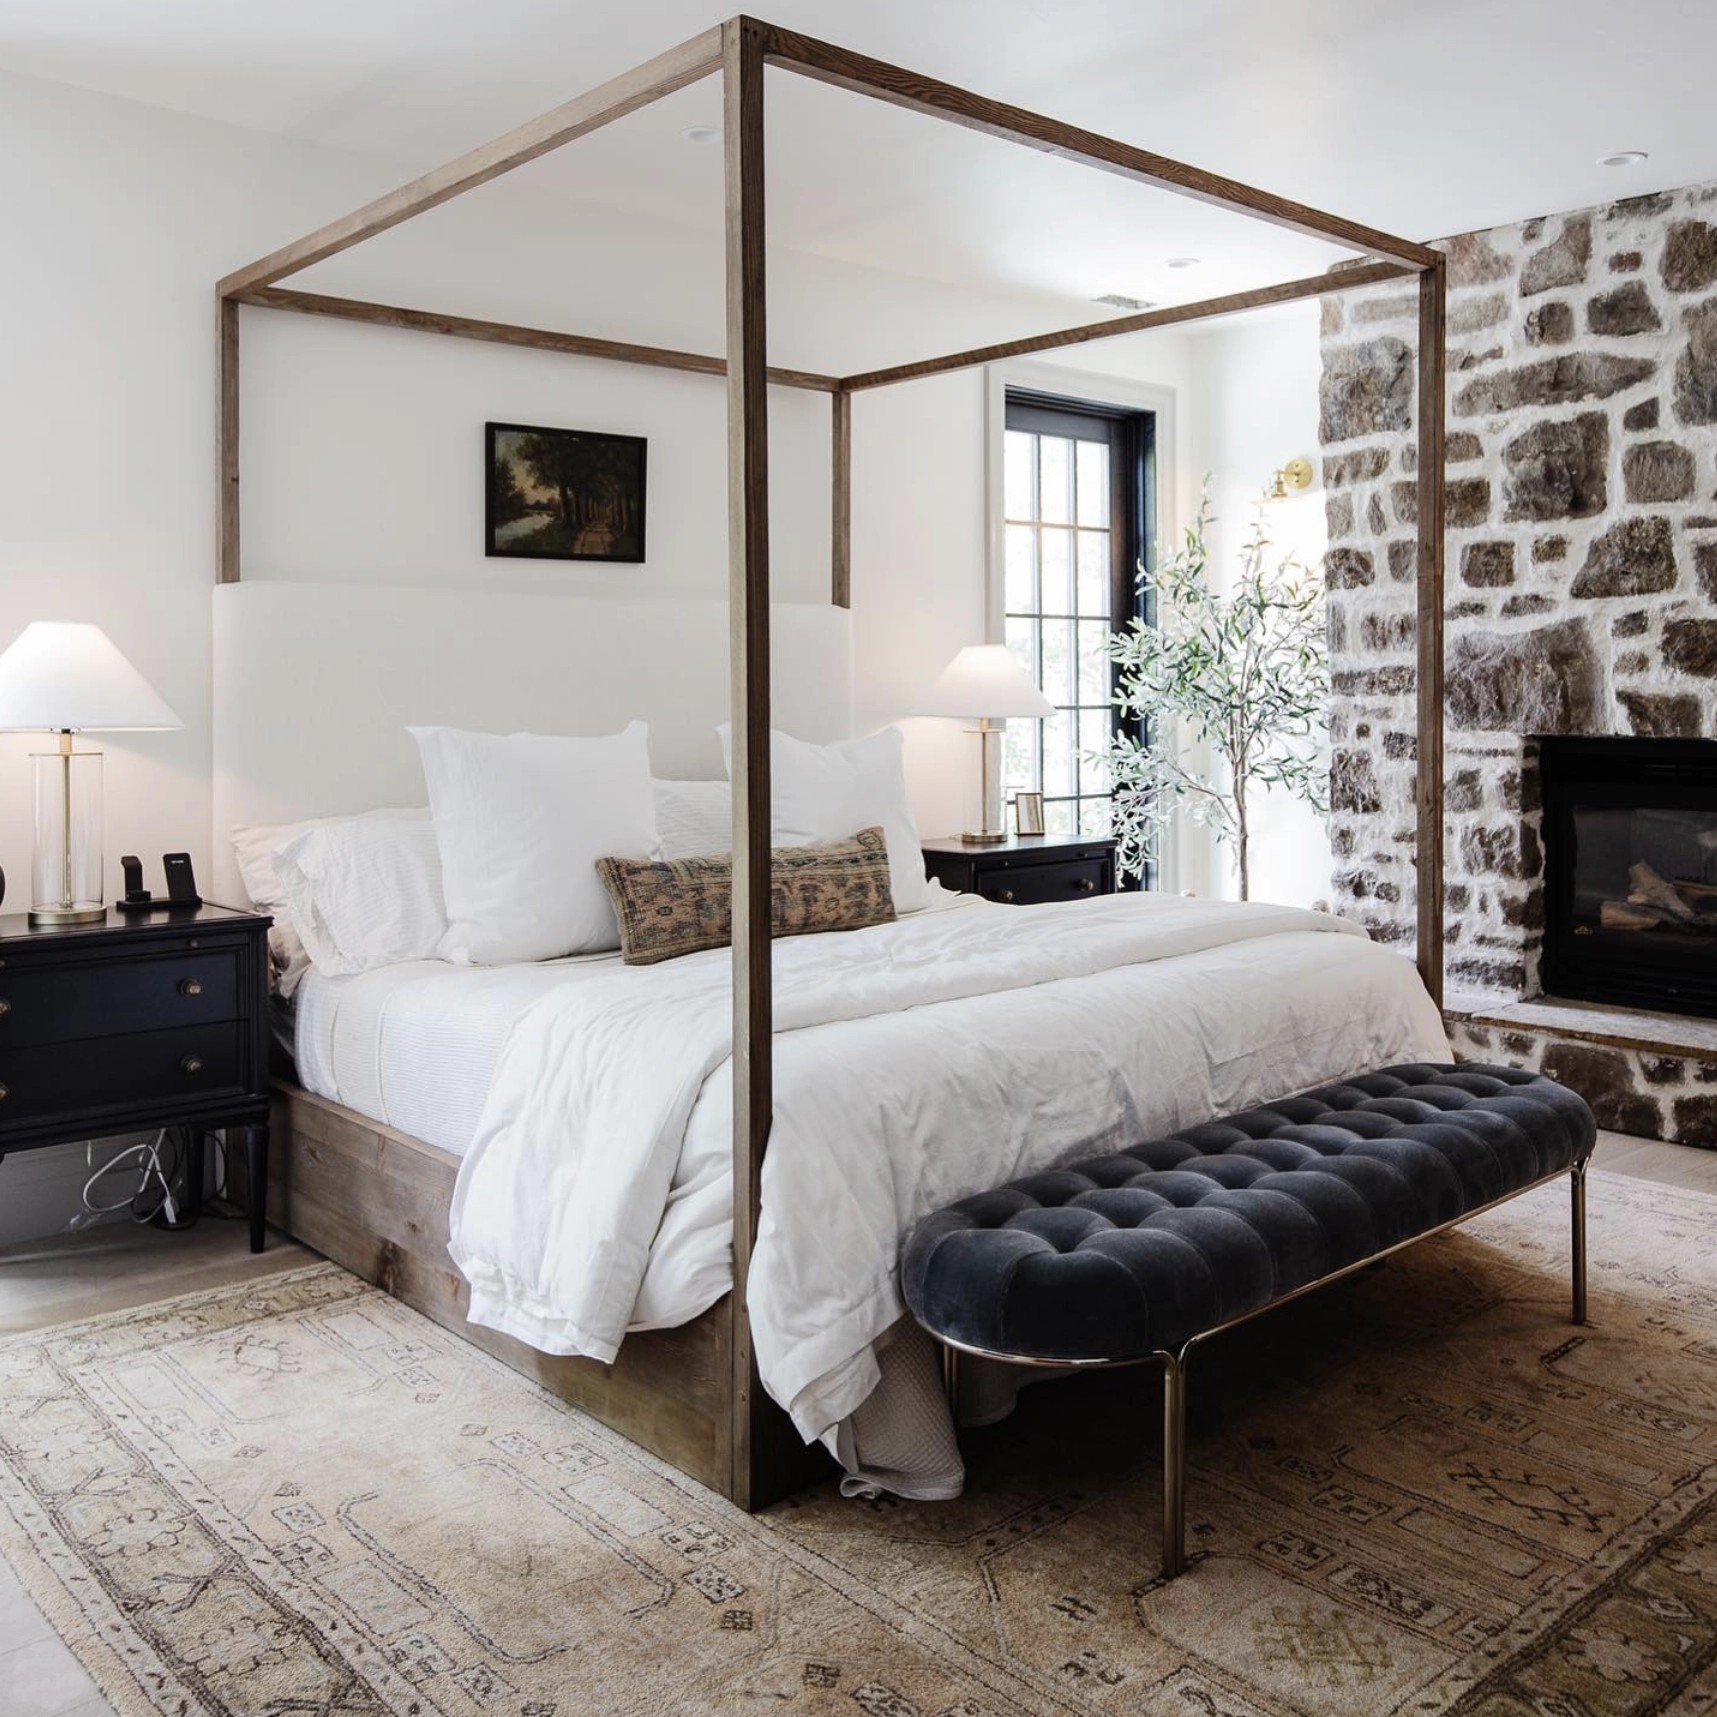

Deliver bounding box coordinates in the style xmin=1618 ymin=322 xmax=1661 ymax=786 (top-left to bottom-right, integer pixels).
xmin=1013 ymin=791 xmax=1045 ymax=837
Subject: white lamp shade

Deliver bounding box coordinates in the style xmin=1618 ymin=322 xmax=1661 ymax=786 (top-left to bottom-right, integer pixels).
xmin=919 ymin=644 xmax=1055 ymax=720
xmin=0 ymin=622 xmax=180 ymax=732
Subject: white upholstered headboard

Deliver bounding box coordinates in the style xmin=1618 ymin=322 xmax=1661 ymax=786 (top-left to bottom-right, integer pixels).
xmin=210 ymin=581 xmax=854 ymax=906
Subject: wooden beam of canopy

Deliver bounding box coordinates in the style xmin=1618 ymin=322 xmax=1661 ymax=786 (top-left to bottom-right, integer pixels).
xmin=722 ymin=14 xmax=775 ymax=1510
xmin=830 ymin=389 xmax=852 ymax=607
xmin=839 ymin=261 xmax=1415 ymax=393
xmin=217 ymin=298 xmax=240 ymax=584
xmin=234 ymin=286 xmax=841 ymax=393
xmin=217 ymin=25 xmax=724 ymax=298
xmin=1414 ymin=260 xmax=1448 ymax=1006
xmin=757 ymin=20 xmax=1441 ymax=273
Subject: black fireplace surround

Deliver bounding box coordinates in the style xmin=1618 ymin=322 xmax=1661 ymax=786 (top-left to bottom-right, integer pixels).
xmin=1541 ymin=736 xmax=1717 ymax=1019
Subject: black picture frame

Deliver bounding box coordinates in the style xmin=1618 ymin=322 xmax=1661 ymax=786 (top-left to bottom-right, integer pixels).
xmin=485 ymin=420 xmax=647 ymax=563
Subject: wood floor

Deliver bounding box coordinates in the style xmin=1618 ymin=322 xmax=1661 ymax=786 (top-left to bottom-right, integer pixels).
xmin=0 ymin=1131 xmax=1711 ymax=1716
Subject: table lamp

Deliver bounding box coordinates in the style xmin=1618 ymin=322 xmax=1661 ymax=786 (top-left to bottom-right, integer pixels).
xmin=0 ymin=622 xmax=181 ymax=925
xmin=919 ymin=644 xmax=1055 ymax=844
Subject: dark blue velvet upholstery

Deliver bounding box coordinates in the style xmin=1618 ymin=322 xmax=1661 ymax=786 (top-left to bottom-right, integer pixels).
xmin=901 ymin=1064 xmax=1595 ymax=1363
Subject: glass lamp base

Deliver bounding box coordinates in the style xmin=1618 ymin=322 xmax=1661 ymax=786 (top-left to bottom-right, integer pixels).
xmin=30 ymin=743 xmax=104 ymax=925
xmin=958 ymin=721 xmax=1011 ymax=847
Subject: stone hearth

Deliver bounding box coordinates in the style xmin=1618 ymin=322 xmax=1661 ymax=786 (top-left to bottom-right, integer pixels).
xmin=1318 ymin=181 xmax=1717 ymax=1145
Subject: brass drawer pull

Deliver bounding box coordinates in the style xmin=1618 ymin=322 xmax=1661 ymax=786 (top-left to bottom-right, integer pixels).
xmin=180 ymin=1054 xmax=204 ymax=1075
xmin=178 ymin=978 xmax=203 ymax=997
xmin=0 ymin=1082 xmax=7 ymax=1101
xmin=0 ymin=998 xmax=10 ymax=1016
xmin=995 ymin=888 xmax=1015 ymax=903
xmin=1074 ymin=878 xmax=1097 ymax=894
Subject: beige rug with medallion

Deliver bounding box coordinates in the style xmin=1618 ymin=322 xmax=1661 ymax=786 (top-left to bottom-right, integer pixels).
xmin=4 ymin=1169 xmax=1717 ymax=1716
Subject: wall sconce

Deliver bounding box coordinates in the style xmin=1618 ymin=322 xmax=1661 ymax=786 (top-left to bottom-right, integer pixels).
xmin=1268 ymin=457 xmax=1314 ymax=501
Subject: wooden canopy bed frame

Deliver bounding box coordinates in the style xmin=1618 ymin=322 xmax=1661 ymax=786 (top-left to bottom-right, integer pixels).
xmin=216 ymin=15 xmax=1447 ymax=1511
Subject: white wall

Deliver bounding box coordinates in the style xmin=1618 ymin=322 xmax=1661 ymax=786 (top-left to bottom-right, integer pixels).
xmin=1176 ymin=302 xmax=1332 ymax=908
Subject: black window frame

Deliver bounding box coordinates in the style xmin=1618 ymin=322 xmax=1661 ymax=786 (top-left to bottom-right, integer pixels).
xmin=1002 ymin=388 xmax=1156 ymax=882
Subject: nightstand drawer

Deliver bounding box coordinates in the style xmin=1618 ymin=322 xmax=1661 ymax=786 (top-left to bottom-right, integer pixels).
xmin=978 ymin=860 xmax=1110 ymax=906
xmin=0 ymin=1023 xmax=246 ymax=1127
xmin=0 ymin=948 xmax=242 ymax=1048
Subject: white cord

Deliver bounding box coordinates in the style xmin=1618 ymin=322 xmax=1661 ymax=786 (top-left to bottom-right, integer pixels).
xmin=69 ymin=1131 xmax=179 ymax=1229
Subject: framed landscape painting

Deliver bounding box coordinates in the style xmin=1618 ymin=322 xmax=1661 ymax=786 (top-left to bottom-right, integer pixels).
xmin=486 ymin=421 xmax=647 ymax=562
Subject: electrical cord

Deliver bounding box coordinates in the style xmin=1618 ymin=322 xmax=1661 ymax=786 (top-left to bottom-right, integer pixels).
xmin=67 ymin=1127 xmax=201 ymax=1232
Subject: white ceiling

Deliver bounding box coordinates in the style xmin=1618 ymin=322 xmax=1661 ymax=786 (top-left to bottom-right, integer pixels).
xmin=5 ymin=0 xmax=1716 ymax=311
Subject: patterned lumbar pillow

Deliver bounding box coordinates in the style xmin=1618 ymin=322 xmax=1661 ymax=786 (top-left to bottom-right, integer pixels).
xmin=595 ymin=827 xmax=896 ymax=965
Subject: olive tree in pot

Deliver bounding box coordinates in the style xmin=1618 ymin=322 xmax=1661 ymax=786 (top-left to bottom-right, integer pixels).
xmin=1106 ymin=486 xmax=1329 ymax=899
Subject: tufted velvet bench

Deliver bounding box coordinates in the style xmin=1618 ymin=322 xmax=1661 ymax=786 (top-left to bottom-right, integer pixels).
xmin=901 ymin=1063 xmax=1596 ymax=1579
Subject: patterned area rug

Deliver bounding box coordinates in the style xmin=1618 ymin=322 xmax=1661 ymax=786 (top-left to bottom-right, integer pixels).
xmin=3 ymin=1169 xmax=1717 ymax=1716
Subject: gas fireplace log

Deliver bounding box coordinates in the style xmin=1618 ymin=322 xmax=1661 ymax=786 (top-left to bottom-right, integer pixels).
xmin=1628 ymin=862 xmax=1699 ymax=922
xmin=1601 ymin=900 xmax=1674 ymax=932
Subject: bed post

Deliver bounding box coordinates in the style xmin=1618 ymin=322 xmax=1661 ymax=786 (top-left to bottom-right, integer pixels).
xmin=1414 ymin=257 xmax=1447 ymax=1008
xmin=218 ymin=296 xmax=240 ymax=583
xmin=831 ymin=387 xmax=852 ymax=608
xmin=723 ymin=13 xmax=773 ymax=1510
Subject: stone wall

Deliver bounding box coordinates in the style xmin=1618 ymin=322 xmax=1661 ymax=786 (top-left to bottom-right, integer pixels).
xmin=1446 ymin=1016 xmax=1717 ymax=1147
xmin=1319 ymin=183 xmax=1717 ymax=998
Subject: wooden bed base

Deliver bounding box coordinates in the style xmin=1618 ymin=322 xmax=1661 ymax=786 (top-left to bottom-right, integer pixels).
xmin=259 ymin=1080 xmax=828 ymax=1506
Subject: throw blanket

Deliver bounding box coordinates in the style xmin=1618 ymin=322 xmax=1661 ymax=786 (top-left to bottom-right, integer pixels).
xmin=448 ymin=894 xmax=1448 ymax=1440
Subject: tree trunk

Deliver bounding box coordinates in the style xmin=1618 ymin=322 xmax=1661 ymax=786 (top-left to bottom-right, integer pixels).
xmin=1234 ymin=779 xmax=1250 ymax=902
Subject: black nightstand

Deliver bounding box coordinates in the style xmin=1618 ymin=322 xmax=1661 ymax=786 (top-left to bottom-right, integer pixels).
xmin=921 ymin=833 xmax=1119 ymax=905
xmin=0 ymin=904 xmax=273 ymax=1251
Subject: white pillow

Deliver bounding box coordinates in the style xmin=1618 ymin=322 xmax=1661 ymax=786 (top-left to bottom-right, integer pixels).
xmin=654 ymin=779 xmax=733 ymax=860
xmin=274 ymin=816 xmax=447 ymax=979
xmin=719 ymin=725 xmax=928 ymax=913
xmin=410 ymin=722 xmax=657 ymax=964
xmin=230 ymin=808 xmax=426 ymax=996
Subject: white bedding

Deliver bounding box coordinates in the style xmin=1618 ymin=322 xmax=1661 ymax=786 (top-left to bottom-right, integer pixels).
xmin=446 ymin=893 xmax=1450 ymax=1456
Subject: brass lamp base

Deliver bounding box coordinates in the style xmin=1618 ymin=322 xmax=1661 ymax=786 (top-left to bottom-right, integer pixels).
xmin=958 ymin=829 xmax=1009 ymax=845
xmin=30 ymin=902 xmax=106 ymax=927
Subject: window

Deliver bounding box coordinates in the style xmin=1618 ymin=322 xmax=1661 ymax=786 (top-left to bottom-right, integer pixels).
xmin=1001 ymin=393 xmax=1154 ymax=843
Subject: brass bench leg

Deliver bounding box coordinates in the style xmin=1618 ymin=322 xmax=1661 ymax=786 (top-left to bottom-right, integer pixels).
xmin=1571 ymin=1158 xmax=1589 ymax=1326
xmin=1160 ymin=1347 xmax=1188 ymax=1579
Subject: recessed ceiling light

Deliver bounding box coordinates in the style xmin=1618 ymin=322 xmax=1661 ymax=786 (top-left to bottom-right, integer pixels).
xmin=1165 ymin=256 xmax=1200 ymax=270
xmin=681 ymin=125 xmax=720 ymax=145
xmin=1598 ymin=150 xmax=1649 ymax=168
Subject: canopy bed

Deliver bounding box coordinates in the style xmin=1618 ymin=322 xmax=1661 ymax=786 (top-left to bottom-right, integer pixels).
xmin=213 ymin=15 xmax=1449 ymax=1513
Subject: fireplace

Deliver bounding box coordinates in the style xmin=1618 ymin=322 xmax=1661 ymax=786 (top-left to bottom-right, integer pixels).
xmin=1541 ymin=736 xmax=1717 ymax=1018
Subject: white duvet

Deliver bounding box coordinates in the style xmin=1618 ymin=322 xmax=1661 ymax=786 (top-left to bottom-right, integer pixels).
xmin=447 ymin=893 xmax=1448 ymax=1449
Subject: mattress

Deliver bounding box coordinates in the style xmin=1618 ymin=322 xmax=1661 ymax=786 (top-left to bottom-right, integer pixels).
xmin=292 ymin=956 xmax=618 ymax=1158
